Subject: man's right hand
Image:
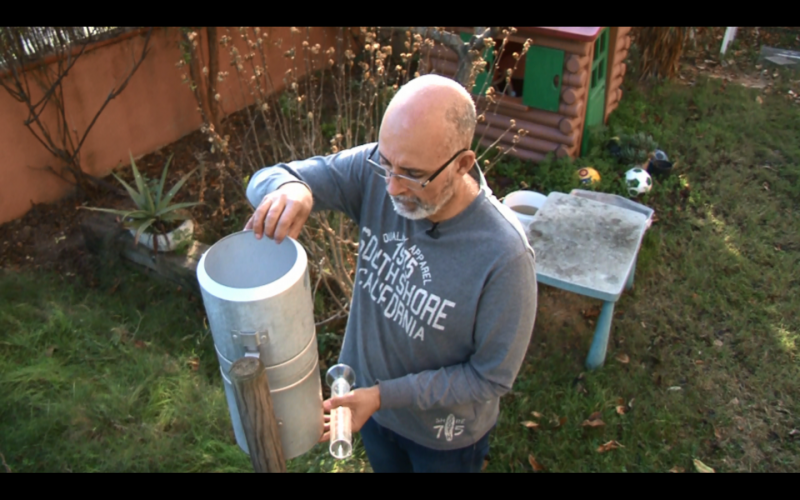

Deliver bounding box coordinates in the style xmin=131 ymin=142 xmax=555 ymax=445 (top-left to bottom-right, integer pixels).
xmin=243 ymin=182 xmax=313 ymax=244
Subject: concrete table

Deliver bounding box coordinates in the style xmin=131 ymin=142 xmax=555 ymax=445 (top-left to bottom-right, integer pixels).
xmin=526 ymin=192 xmax=649 ymax=370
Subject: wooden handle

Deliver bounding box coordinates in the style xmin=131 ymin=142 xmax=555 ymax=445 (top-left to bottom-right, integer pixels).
xmin=231 ymin=356 xmax=286 ymax=473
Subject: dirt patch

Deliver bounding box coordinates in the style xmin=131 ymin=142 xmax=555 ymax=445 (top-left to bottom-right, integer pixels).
xmin=534 ymin=284 xmax=601 ymax=353
xmin=0 ymin=114 xmax=251 ymax=280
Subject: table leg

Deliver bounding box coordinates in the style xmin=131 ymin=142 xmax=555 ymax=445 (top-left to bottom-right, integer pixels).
xmin=586 ymin=300 xmax=616 ymax=370
xmin=625 ymin=256 xmax=637 ymax=292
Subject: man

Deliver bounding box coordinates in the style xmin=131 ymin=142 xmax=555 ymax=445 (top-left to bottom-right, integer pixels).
xmin=244 ymin=74 xmax=537 ymax=472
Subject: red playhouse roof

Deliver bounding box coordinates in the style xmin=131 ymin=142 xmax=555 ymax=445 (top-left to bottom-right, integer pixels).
xmin=522 ymin=27 xmax=604 ymax=42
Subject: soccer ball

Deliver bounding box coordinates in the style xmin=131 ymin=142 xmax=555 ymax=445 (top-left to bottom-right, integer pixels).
xmin=577 ymin=167 xmax=601 ymax=185
xmin=625 ymin=167 xmax=652 ymax=196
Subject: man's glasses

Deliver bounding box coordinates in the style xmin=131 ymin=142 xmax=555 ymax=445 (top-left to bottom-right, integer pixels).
xmin=366 ymin=143 xmax=468 ymax=191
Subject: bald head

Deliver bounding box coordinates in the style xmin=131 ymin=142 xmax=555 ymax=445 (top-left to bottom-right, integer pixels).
xmin=382 ymin=74 xmax=476 ymax=152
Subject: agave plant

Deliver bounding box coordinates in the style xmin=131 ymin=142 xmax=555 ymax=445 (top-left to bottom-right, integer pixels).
xmin=83 ymin=152 xmax=200 ymax=250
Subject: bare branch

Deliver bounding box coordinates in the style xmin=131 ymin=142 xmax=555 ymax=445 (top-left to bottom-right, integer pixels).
xmin=67 ymin=28 xmax=153 ymax=167
xmin=390 ymin=27 xmax=464 ymax=56
xmin=315 ymin=311 xmax=347 ymax=328
xmin=26 ymin=42 xmax=88 ymax=116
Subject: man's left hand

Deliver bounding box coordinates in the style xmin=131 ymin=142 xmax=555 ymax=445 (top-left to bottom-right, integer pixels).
xmin=319 ymin=386 xmax=381 ymax=443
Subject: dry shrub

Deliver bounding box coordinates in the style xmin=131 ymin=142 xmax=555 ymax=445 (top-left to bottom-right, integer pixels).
xmin=178 ymin=26 xmax=524 ymax=323
xmin=633 ymin=27 xmax=689 ymax=80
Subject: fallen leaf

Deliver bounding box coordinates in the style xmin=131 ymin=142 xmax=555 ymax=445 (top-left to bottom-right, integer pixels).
xmin=521 ymin=421 xmax=540 ymax=429
xmin=532 ymin=411 xmax=543 ymax=419
xmin=550 ymin=415 xmax=567 ymax=429
xmin=528 ymin=454 xmax=545 ymax=471
xmin=669 ymin=466 xmax=685 ymax=473
xmin=45 ymin=346 xmax=56 ymax=357
xmin=756 ymin=96 xmax=763 ymax=105
xmin=789 ymin=429 xmax=799 ymax=438
xmin=582 ymin=418 xmax=606 ymax=428
xmin=616 ymin=397 xmax=625 ymax=405
xmin=730 ymin=397 xmax=739 ymax=406
xmin=582 ymin=307 xmax=600 ymax=319
xmin=187 ymin=357 xmax=200 ymax=371
xmin=616 ymin=405 xmax=627 ymax=415
xmin=134 ymin=340 xmax=147 ymax=349
xmin=713 ymin=340 xmax=724 ymax=347
xmin=588 ymin=411 xmax=602 ymax=421
xmin=693 ymin=458 xmax=715 ymax=473
xmin=615 ymin=353 xmax=630 ymax=364
xmin=597 ymin=440 xmax=623 ymax=453
xmin=695 ymin=360 xmax=704 ymax=366
xmin=714 ymin=427 xmax=722 ymax=440
xmin=628 ymin=398 xmax=635 ymax=408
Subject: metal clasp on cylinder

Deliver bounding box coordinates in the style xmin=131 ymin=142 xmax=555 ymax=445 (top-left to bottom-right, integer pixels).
xmin=231 ymin=330 xmax=269 ymax=359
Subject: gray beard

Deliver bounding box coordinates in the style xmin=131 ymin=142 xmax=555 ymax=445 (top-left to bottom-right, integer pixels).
xmin=390 ymin=182 xmax=455 ymax=220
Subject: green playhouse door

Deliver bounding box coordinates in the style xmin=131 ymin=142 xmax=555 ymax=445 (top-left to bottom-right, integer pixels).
xmin=581 ymin=28 xmax=609 ymax=156
xmin=460 ymin=31 xmax=494 ymax=95
xmin=522 ymin=45 xmax=564 ymax=112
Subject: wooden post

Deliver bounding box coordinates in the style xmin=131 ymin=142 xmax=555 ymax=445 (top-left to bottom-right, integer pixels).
xmin=230 ymin=356 xmax=286 ymax=473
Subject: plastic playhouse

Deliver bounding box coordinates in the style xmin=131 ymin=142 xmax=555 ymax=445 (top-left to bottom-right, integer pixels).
xmin=427 ymin=27 xmax=632 ymax=162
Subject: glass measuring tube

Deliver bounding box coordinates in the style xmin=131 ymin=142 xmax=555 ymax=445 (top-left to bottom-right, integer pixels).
xmin=326 ymin=364 xmax=355 ymax=459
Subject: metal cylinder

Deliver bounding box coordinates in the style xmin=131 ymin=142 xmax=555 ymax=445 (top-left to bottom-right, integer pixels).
xmin=196 ymin=230 xmax=323 ymax=460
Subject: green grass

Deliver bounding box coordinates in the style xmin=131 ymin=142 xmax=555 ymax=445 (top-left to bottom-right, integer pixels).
xmin=483 ymin=72 xmax=800 ymax=472
xmin=1 ymin=68 xmax=799 ymax=473
xmin=0 ymin=265 xmax=369 ymax=472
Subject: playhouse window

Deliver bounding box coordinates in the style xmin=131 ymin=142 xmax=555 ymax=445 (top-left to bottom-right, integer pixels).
xmin=491 ymin=40 xmax=526 ymax=98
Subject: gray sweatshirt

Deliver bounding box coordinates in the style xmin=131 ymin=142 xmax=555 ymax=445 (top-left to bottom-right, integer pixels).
xmin=246 ymin=143 xmax=537 ymax=450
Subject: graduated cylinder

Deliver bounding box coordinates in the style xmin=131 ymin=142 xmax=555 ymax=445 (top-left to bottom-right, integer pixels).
xmin=196 ymin=230 xmax=324 ymax=460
